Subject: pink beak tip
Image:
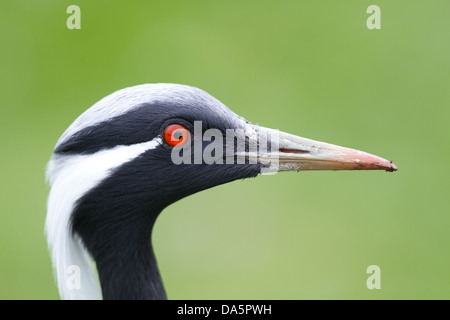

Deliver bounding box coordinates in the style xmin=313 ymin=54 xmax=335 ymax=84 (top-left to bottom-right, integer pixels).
xmin=386 ymin=160 xmax=398 ymax=172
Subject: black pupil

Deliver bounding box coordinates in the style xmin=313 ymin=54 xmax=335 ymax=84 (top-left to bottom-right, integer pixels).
xmin=173 ymin=130 xmax=182 ymax=140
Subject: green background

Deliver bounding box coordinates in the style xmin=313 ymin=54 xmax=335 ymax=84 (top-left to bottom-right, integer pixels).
xmin=1 ymin=0 xmax=449 ymax=299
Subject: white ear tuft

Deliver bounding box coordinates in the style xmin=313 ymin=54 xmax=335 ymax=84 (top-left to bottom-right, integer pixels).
xmin=45 ymin=138 xmax=161 ymax=299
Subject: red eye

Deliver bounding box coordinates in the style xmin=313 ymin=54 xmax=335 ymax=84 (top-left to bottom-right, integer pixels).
xmin=163 ymin=124 xmax=190 ymax=147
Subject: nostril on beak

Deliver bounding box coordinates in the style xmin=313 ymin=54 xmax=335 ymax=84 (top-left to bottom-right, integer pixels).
xmin=278 ymin=148 xmax=310 ymax=154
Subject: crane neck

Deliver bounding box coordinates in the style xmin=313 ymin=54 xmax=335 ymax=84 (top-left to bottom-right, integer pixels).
xmin=71 ymin=196 xmax=167 ymax=300
xmin=94 ymin=216 xmax=166 ymax=300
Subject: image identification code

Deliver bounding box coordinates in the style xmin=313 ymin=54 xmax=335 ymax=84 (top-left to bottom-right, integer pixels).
xmin=177 ymin=304 xmax=272 ymax=317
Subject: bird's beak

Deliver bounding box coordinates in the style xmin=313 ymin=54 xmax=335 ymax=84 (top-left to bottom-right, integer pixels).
xmin=244 ymin=126 xmax=398 ymax=173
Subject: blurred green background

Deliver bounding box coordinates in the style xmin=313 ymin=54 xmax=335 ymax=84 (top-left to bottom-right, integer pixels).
xmin=1 ymin=0 xmax=449 ymax=299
